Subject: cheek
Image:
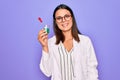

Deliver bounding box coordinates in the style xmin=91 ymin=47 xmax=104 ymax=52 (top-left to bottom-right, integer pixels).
xmin=69 ymin=20 xmax=73 ymax=28
xmin=56 ymin=22 xmax=62 ymax=28
xmin=70 ymin=20 xmax=73 ymax=25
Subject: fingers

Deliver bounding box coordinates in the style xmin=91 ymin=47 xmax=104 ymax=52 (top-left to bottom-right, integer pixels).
xmin=41 ymin=34 xmax=48 ymax=41
xmin=38 ymin=29 xmax=46 ymax=36
xmin=38 ymin=29 xmax=48 ymax=43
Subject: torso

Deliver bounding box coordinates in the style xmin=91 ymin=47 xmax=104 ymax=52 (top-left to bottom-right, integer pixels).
xmin=48 ymin=35 xmax=93 ymax=80
xmin=63 ymin=39 xmax=73 ymax=52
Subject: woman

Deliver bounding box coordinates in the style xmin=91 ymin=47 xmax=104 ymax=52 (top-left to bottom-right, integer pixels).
xmin=38 ymin=4 xmax=99 ymax=80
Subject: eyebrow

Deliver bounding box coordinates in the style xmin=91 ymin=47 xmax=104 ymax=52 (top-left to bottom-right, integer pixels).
xmin=56 ymin=14 xmax=71 ymax=17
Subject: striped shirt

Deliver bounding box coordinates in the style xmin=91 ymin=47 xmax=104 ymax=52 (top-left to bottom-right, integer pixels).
xmin=58 ymin=42 xmax=74 ymax=80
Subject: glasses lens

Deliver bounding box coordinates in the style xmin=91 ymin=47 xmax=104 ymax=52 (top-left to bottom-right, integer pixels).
xmin=56 ymin=17 xmax=62 ymax=22
xmin=55 ymin=14 xmax=71 ymax=23
xmin=64 ymin=15 xmax=71 ymax=20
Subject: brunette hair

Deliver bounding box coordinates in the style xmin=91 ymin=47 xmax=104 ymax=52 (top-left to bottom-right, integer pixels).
xmin=53 ymin=4 xmax=81 ymax=44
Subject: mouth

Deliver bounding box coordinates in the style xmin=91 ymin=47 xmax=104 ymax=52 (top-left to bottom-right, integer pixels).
xmin=62 ymin=23 xmax=68 ymax=27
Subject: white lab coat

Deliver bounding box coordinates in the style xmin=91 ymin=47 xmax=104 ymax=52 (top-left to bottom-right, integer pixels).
xmin=40 ymin=34 xmax=99 ymax=80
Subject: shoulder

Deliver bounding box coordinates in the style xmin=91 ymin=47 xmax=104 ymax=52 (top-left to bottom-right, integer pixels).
xmin=78 ymin=34 xmax=91 ymax=42
xmin=48 ymin=36 xmax=56 ymax=46
xmin=78 ymin=34 xmax=93 ymax=47
xmin=48 ymin=35 xmax=56 ymax=41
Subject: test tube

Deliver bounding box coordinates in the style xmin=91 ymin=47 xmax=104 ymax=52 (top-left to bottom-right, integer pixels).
xmin=44 ymin=25 xmax=49 ymax=34
xmin=38 ymin=17 xmax=49 ymax=34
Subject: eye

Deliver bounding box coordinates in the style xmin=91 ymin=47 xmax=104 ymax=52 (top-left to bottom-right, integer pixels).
xmin=56 ymin=17 xmax=62 ymax=20
xmin=65 ymin=15 xmax=71 ymax=18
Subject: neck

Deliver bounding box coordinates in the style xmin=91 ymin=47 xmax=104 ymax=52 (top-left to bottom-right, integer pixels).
xmin=62 ymin=30 xmax=73 ymax=41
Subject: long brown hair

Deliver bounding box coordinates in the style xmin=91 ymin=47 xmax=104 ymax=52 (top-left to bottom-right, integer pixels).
xmin=53 ymin=4 xmax=81 ymax=44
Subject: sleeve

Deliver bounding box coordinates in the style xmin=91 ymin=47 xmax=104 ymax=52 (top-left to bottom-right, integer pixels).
xmin=86 ymin=38 xmax=99 ymax=80
xmin=39 ymin=50 xmax=52 ymax=77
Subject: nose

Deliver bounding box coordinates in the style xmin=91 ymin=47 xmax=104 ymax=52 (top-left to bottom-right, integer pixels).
xmin=62 ymin=17 xmax=66 ymax=22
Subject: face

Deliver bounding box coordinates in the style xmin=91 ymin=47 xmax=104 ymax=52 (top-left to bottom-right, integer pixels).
xmin=55 ymin=9 xmax=73 ymax=32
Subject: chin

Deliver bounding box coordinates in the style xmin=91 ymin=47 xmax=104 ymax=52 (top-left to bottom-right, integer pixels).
xmin=62 ymin=28 xmax=72 ymax=32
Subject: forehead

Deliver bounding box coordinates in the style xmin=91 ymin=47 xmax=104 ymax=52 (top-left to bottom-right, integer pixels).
xmin=55 ymin=9 xmax=71 ymax=17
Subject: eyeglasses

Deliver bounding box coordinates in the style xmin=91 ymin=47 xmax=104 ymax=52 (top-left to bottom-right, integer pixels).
xmin=55 ymin=14 xmax=72 ymax=23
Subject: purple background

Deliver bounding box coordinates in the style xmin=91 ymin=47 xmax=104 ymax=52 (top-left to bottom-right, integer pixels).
xmin=0 ymin=0 xmax=120 ymax=80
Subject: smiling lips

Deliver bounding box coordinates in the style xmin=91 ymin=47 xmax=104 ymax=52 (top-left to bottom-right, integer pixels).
xmin=62 ymin=23 xmax=69 ymax=27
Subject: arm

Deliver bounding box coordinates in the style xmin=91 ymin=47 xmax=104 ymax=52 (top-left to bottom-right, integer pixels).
xmin=39 ymin=50 xmax=52 ymax=77
xmin=86 ymin=38 xmax=99 ymax=80
xmin=38 ymin=29 xmax=52 ymax=77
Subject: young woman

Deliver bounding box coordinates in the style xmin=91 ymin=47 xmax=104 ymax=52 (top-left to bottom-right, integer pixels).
xmin=38 ymin=4 xmax=99 ymax=80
